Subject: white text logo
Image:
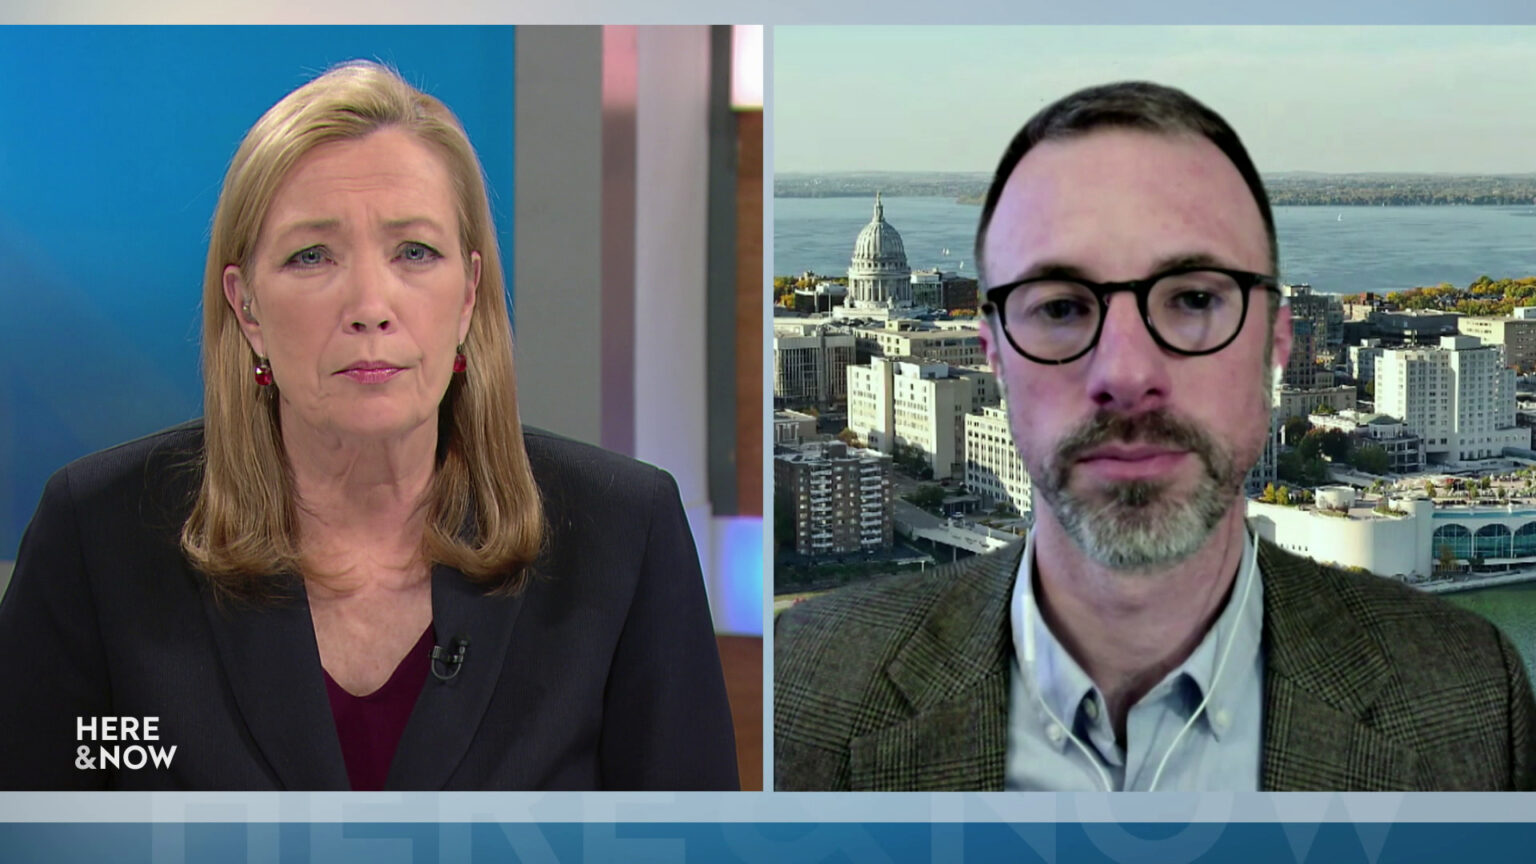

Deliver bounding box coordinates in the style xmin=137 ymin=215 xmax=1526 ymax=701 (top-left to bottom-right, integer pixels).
xmin=75 ymin=716 xmax=177 ymax=771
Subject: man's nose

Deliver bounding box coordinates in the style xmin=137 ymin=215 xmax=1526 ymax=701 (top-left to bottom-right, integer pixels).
xmin=1084 ymin=293 xmax=1172 ymax=414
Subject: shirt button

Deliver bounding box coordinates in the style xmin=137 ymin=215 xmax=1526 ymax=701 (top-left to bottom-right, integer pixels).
xmin=1213 ymin=708 xmax=1231 ymax=729
xmin=1084 ymin=700 xmax=1099 ymax=720
xmin=1047 ymin=724 xmax=1065 ymax=743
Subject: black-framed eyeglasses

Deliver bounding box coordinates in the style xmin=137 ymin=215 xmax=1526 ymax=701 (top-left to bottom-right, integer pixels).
xmin=983 ymin=267 xmax=1281 ymax=365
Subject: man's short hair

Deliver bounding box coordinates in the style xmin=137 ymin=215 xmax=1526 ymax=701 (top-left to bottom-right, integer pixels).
xmin=974 ymin=81 xmax=1279 ymax=287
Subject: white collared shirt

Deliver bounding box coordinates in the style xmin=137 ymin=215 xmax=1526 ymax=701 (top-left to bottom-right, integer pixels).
xmin=1004 ymin=527 xmax=1265 ymax=791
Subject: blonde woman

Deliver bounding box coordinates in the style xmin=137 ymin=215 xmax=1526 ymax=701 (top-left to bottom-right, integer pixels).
xmin=0 ymin=62 xmax=737 ymax=791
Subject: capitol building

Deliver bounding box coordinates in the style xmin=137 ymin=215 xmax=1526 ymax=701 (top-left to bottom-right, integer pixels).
xmin=836 ymin=193 xmax=915 ymax=320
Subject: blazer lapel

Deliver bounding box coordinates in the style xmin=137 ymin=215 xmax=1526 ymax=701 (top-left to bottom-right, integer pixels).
xmin=849 ymin=543 xmax=1021 ymax=791
xmin=385 ymin=564 xmax=525 ymax=789
xmin=1258 ymin=542 xmax=1424 ymax=790
xmin=199 ymin=575 xmax=350 ymax=790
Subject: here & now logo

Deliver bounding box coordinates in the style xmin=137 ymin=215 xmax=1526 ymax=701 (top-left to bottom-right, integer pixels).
xmin=75 ymin=716 xmax=177 ymax=771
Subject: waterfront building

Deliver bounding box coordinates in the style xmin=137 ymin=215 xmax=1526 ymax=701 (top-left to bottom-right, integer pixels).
xmin=1457 ymin=315 xmax=1536 ymax=373
xmin=773 ymin=323 xmax=856 ymax=408
xmin=963 ymin=403 xmax=1033 ymax=516
xmin=1248 ymin=497 xmax=1435 ymax=580
xmin=1251 ymin=496 xmax=1536 ymax=582
xmin=1376 ymin=335 xmax=1529 ymax=463
xmin=774 ymin=441 xmax=893 ymax=557
xmin=838 ymin=193 xmax=913 ymax=317
xmin=847 ymin=356 xmax=999 ymax=480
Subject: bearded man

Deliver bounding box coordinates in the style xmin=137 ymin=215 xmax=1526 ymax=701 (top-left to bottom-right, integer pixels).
xmin=774 ymin=81 xmax=1535 ymax=791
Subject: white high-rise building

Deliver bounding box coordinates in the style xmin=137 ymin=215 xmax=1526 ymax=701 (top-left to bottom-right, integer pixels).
xmin=1376 ymin=335 xmax=1529 ymax=463
xmin=847 ymin=356 xmax=999 ymax=479
xmin=963 ymin=404 xmax=1033 ymax=516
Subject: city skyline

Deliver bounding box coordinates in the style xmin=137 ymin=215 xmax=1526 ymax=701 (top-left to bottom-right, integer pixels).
xmin=776 ymin=26 xmax=1536 ymax=174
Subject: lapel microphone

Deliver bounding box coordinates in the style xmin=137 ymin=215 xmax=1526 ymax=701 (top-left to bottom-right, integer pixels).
xmin=431 ymin=636 xmax=471 ymax=682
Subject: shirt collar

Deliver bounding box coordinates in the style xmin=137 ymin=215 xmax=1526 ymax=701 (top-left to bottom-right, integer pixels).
xmin=1009 ymin=524 xmax=1264 ymax=745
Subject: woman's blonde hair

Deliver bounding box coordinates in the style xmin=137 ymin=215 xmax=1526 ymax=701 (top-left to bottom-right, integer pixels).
xmin=183 ymin=60 xmax=543 ymax=600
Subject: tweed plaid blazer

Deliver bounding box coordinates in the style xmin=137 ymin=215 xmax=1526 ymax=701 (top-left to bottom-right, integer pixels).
xmin=774 ymin=539 xmax=1536 ymax=790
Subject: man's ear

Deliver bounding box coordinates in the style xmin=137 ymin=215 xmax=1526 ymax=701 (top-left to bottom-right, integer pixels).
xmin=978 ymin=312 xmax=1009 ymax=403
xmin=223 ymin=264 xmax=265 ymax=357
xmin=1270 ymin=303 xmax=1293 ymax=373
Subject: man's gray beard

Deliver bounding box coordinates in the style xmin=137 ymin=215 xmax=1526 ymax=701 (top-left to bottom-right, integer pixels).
xmin=1034 ymin=409 xmax=1244 ymax=571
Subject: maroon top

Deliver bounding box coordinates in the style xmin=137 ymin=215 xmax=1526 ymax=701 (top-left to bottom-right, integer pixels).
xmin=323 ymin=626 xmax=434 ymax=791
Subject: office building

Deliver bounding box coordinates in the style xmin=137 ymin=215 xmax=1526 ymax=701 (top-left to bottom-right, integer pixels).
xmin=847 ymin=357 xmax=999 ymax=479
xmin=850 ymin=320 xmax=987 ymax=366
xmin=773 ymin=324 xmax=856 ymax=407
xmin=1457 ymin=316 xmax=1536 ymax=373
xmin=963 ymin=404 xmax=1033 ymax=516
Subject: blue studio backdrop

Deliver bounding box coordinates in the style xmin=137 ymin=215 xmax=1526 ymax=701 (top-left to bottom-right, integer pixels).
xmin=0 ymin=26 xmax=517 ymax=559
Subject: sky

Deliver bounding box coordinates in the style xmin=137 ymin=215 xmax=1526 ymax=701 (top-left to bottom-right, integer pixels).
xmin=775 ymin=26 xmax=1536 ymax=174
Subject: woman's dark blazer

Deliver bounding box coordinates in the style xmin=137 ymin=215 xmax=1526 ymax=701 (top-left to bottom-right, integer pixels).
xmin=0 ymin=421 xmax=740 ymax=790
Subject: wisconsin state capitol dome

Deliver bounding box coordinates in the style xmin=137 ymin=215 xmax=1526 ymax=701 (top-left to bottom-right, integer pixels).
xmin=848 ymin=192 xmax=913 ymax=309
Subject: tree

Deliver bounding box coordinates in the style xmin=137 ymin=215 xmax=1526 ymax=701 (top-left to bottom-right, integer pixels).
xmin=1276 ymin=485 xmax=1291 ymax=506
xmin=1282 ymin=415 xmax=1311 ymax=446
xmin=836 ymin=427 xmax=861 ymax=448
xmin=1297 ymin=430 xmax=1324 ymax=461
xmin=1437 ymin=543 xmax=1456 ymax=573
xmin=1260 ymin=482 xmax=1277 ymax=503
xmin=1314 ymin=428 xmax=1353 ymax=462
xmin=1480 ymin=475 xmax=1493 ymax=490
xmin=1351 ymin=444 xmax=1390 ymax=475
xmin=905 ymin=484 xmax=946 ymax=511
xmin=1424 ymin=479 xmax=1437 ymax=499
xmin=1314 ymin=403 xmax=1336 ymax=415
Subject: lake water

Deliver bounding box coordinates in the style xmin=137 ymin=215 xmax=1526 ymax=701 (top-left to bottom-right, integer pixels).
xmin=774 ymin=196 xmax=1536 ymax=296
xmin=776 ymin=194 xmax=1536 ymax=678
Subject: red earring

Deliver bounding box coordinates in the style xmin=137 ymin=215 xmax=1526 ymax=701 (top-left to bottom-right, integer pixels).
xmin=253 ymin=357 xmax=273 ymax=387
xmin=453 ymin=343 xmax=467 ymax=374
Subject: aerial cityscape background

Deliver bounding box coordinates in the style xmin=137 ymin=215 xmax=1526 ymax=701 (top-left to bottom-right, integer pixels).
xmin=771 ymin=26 xmax=1536 ymax=682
